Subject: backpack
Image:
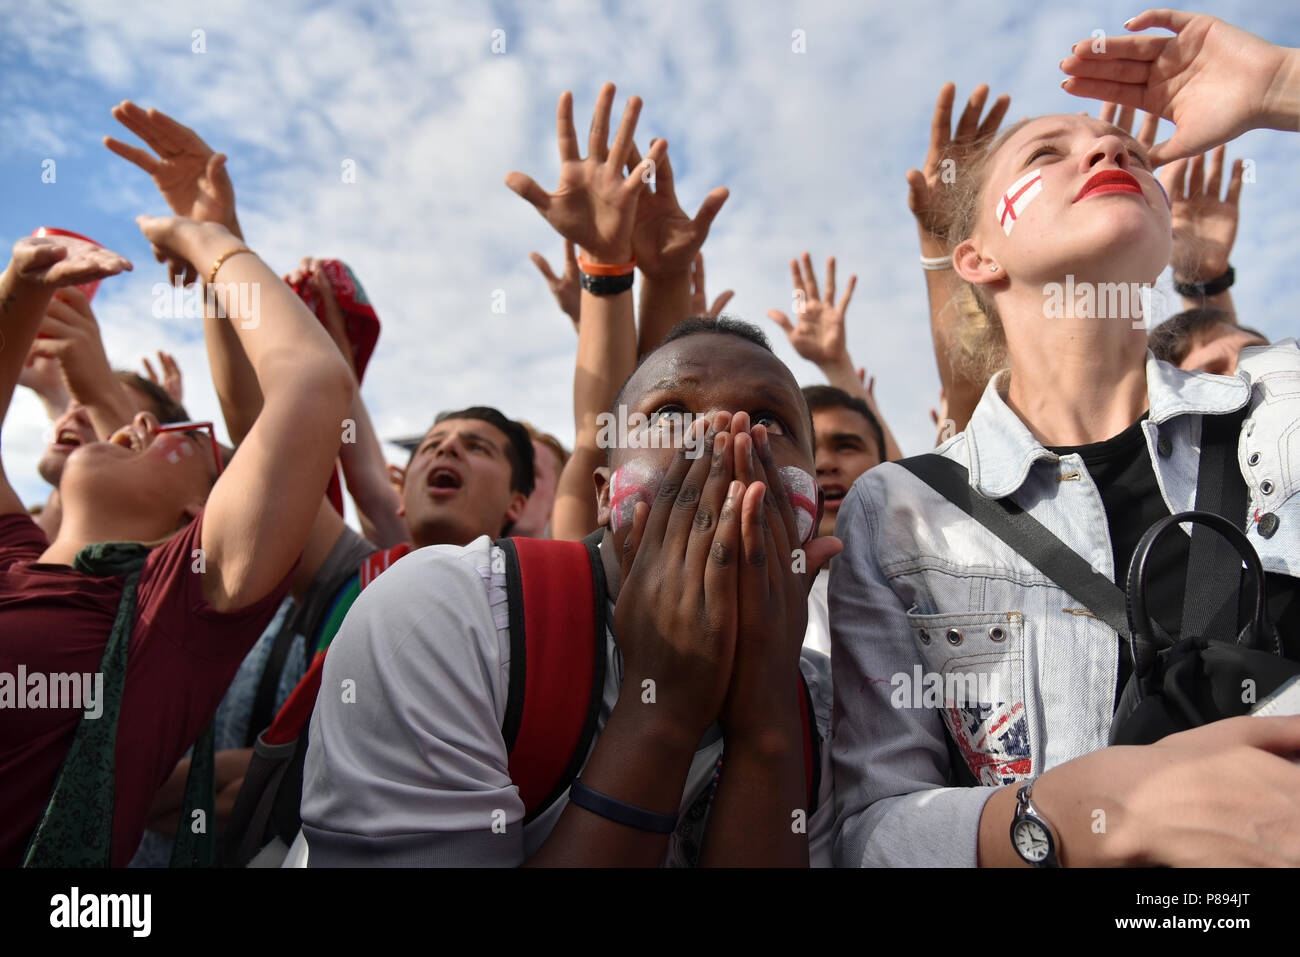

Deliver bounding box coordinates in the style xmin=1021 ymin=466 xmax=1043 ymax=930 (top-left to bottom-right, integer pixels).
xmin=224 ymin=532 xmax=821 ymax=865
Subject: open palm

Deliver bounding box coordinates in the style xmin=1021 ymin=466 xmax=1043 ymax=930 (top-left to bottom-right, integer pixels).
xmin=506 ymin=84 xmax=664 ymax=264
xmin=11 ymin=236 xmax=132 ymax=289
xmin=1062 ymin=11 xmax=1291 ymax=166
xmin=105 ymin=101 xmax=240 ymax=235
xmin=624 ymin=141 xmax=728 ymax=279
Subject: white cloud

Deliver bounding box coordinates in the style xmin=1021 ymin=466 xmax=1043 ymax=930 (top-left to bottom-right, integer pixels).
xmin=3 ymin=0 xmax=1298 ymax=514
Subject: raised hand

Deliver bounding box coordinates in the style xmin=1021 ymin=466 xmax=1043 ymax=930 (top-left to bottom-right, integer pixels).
xmin=624 ymin=140 xmax=729 ymax=280
xmin=28 ymin=288 xmax=128 ymax=421
xmin=135 ymin=214 xmax=237 ymax=286
xmin=142 ymin=350 xmax=184 ymax=403
xmin=907 ymin=83 xmax=1011 ymax=241
xmin=105 ymin=101 xmax=241 ymax=237
xmin=9 ymin=235 xmax=131 ymax=290
xmin=1062 ymin=10 xmax=1300 ymax=166
xmin=505 ymin=83 xmax=666 ymax=265
xmin=688 ymin=252 xmax=733 ymax=317
xmin=1096 ymin=101 xmax=1160 ymax=152
xmin=17 ymin=352 xmax=70 ymax=416
xmin=767 ymin=253 xmax=857 ymax=371
xmin=1159 ymin=146 xmax=1243 ymax=281
xmin=529 ymin=240 xmax=581 ymax=330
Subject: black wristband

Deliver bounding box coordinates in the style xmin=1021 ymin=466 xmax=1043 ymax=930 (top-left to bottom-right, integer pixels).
xmin=568 ymin=779 xmax=678 ymax=833
xmin=1174 ymin=265 xmax=1234 ymax=298
xmin=580 ymin=271 xmax=634 ymax=296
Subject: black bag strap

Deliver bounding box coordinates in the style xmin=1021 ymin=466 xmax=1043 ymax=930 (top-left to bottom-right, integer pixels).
xmin=1181 ymin=406 xmax=1251 ymax=641
xmin=897 ymin=455 xmax=1132 ymax=641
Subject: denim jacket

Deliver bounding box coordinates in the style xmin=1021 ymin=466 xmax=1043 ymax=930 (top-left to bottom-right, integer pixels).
xmin=830 ymin=339 xmax=1299 ymax=868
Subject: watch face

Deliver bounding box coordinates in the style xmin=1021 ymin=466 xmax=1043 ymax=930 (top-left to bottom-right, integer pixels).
xmin=1013 ymin=819 xmax=1052 ymax=863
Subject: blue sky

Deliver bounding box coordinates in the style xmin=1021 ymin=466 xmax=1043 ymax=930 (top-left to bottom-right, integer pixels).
xmin=2 ymin=0 xmax=1297 ymax=511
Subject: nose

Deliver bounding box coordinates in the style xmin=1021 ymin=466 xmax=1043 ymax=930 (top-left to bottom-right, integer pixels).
xmin=433 ymin=434 xmax=464 ymax=459
xmin=1083 ymin=134 xmax=1133 ymax=172
xmin=815 ymin=448 xmax=837 ymax=476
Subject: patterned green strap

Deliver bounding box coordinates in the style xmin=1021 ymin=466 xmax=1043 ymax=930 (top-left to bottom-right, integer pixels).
xmin=22 ymin=542 xmax=216 ymax=867
xmin=169 ymin=721 xmax=215 ymax=867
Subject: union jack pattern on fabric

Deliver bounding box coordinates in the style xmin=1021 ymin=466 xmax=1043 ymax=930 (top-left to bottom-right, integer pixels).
xmin=944 ymin=700 xmax=1031 ymax=786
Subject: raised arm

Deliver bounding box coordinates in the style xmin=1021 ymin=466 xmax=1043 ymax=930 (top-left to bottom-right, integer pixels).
xmin=506 ymin=84 xmax=663 ymax=542
xmin=906 ymin=83 xmax=1010 ymax=435
xmin=105 ymin=102 xmax=262 ymax=443
xmin=28 ymin=287 xmax=137 ymax=440
xmin=1160 ymin=146 xmax=1243 ymax=318
xmin=136 ymin=215 xmax=353 ymax=612
xmin=625 ymin=139 xmax=729 ymax=356
xmin=1061 ymin=9 xmax=1300 ymax=166
xmin=767 ymin=253 xmax=903 ymax=461
xmin=289 ymin=257 xmax=407 ymax=548
xmin=0 ymin=237 xmax=131 ymax=515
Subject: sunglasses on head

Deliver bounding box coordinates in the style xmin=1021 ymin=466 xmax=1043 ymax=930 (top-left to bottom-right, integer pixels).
xmin=154 ymin=420 xmax=224 ymax=476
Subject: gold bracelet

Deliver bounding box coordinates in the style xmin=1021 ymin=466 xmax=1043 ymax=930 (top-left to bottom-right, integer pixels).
xmin=207 ymin=247 xmax=254 ymax=286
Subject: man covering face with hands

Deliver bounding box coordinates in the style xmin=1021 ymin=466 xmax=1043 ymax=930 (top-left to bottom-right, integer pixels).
xmin=300 ymin=317 xmax=839 ymax=867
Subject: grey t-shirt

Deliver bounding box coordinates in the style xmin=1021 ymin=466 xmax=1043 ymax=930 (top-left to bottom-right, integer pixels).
xmin=299 ymin=535 xmax=834 ymax=866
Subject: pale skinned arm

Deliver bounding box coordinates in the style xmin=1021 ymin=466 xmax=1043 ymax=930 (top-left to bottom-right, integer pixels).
xmin=138 ymin=216 xmax=354 ymax=612
xmin=29 ymin=287 xmax=137 ymax=440
xmin=291 ymin=259 xmax=407 ymax=548
xmin=0 ymin=238 xmax=131 ymax=516
xmin=550 ymin=284 xmax=636 ymax=541
xmin=506 ymin=84 xmax=663 ymax=543
xmin=906 ymin=83 xmax=1011 ymax=435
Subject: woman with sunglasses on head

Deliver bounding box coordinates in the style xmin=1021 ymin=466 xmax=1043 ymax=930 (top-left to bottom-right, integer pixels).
xmin=0 ymin=215 xmax=355 ymax=866
xmin=832 ymin=9 xmax=1300 ymax=868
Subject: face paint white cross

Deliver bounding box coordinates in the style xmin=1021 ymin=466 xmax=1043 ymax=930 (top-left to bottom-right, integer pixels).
xmin=995 ymin=170 xmax=1043 ymax=236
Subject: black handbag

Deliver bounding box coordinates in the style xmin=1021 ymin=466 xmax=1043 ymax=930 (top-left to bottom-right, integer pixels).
xmin=898 ymin=406 xmax=1297 ymax=764
xmin=1110 ymin=509 xmax=1295 ymax=744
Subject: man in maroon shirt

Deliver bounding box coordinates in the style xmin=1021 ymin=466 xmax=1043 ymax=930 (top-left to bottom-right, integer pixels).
xmin=0 ymin=217 xmax=355 ymax=865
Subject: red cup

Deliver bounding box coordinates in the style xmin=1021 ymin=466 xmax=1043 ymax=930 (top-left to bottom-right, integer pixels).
xmin=30 ymin=227 xmax=105 ymax=301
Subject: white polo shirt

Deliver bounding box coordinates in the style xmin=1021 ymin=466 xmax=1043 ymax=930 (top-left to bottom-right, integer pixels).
xmin=298 ymin=535 xmax=834 ymax=866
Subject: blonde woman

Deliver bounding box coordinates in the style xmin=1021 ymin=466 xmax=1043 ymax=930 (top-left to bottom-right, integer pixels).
xmin=831 ymin=10 xmax=1300 ymax=867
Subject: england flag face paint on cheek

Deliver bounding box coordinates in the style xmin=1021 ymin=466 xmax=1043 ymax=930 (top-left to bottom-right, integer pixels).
xmin=608 ymin=460 xmax=663 ymax=531
xmin=995 ymin=169 xmax=1044 ymax=236
xmin=778 ymin=466 xmax=817 ymax=545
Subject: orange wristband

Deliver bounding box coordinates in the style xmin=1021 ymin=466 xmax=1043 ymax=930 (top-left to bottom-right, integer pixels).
xmin=577 ymin=254 xmax=636 ymax=277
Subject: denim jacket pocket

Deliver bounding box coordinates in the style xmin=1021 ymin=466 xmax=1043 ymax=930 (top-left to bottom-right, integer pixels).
xmin=903 ymin=608 xmax=1032 ymax=786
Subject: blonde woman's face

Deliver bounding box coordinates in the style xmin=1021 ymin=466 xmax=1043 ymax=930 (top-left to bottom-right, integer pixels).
xmin=976 ymin=114 xmax=1171 ymax=285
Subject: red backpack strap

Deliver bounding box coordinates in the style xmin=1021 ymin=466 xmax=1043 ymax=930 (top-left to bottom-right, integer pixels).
xmin=798 ymin=672 xmax=822 ymax=816
xmin=497 ymin=534 xmax=607 ymax=823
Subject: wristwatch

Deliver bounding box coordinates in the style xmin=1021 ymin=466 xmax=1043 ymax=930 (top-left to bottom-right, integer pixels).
xmin=1010 ymin=778 xmax=1060 ymax=868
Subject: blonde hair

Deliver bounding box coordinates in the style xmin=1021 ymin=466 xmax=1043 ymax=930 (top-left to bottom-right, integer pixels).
xmin=938 ymin=117 xmax=1036 ymax=383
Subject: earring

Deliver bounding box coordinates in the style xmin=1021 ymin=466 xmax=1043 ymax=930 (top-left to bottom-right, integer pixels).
xmin=988 ymin=263 xmax=1000 ymax=272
